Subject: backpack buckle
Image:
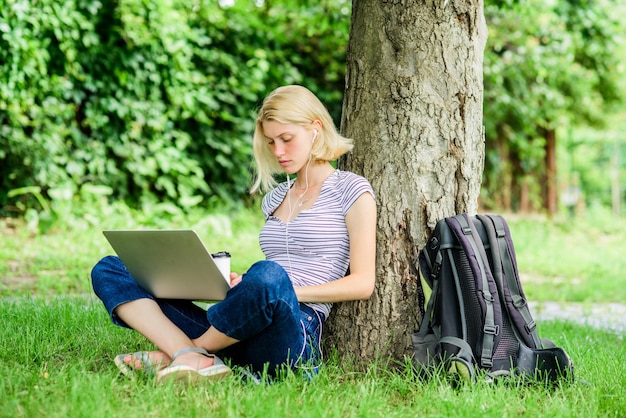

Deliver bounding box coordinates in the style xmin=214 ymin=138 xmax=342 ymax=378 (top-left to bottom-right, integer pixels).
xmin=524 ymin=320 xmax=537 ymax=333
xmin=513 ymin=296 xmax=527 ymax=308
xmin=483 ymin=325 xmax=499 ymax=335
xmin=430 ymin=261 xmax=441 ymax=282
xmin=481 ymin=358 xmax=493 ymax=368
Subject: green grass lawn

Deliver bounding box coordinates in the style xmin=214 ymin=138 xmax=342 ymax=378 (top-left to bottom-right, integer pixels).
xmin=1 ymin=296 xmax=624 ymax=417
xmin=507 ymin=212 xmax=626 ymax=303
xmin=0 ymin=207 xmax=266 ymax=298
xmin=1 ymin=206 xmax=625 ymax=417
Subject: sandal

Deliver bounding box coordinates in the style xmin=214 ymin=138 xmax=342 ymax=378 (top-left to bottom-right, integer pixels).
xmin=114 ymin=351 xmax=163 ymax=377
xmin=156 ymin=347 xmax=231 ymax=384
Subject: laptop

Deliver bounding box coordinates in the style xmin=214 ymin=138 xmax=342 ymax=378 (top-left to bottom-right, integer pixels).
xmin=102 ymin=229 xmax=231 ymax=301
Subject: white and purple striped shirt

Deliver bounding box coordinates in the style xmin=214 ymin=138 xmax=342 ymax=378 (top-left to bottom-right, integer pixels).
xmin=260 ymin=169 xmax=375 ymax=319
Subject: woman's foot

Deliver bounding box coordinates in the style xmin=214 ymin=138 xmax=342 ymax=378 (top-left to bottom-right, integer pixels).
xmin=114 ymin=350 xmax=171 ymax=376
xmin=169 ymin=350 xmax=215 ymax=370
xmin=156 ymin=347 xmax=231 ymax=384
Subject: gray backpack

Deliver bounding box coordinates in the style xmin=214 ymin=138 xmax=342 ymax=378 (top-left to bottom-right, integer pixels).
xmin=412 ymin=214 xmax=574 ymax=383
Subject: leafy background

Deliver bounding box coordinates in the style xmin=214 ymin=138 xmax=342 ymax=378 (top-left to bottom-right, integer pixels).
xmin=0 ymin=0 xmax=351 ymax=218
xmin=1 ymin=0 xmax=625 ymax=228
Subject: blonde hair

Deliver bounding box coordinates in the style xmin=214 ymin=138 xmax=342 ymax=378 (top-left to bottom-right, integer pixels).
xmin=250 ymin=85 xmax=353 ymax=194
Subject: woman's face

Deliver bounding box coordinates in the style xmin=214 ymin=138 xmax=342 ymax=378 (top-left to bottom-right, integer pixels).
xmin=262 ymin=121 xmax=315 ymax=175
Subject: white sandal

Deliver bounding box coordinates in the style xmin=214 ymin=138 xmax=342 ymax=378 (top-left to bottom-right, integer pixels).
xmin=156 ymin=347 xmax=231 ymax=384
xmin=114 ymin=351 xmax=162 ymax=378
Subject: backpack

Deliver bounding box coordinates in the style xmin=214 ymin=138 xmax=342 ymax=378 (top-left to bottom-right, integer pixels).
xmin=412 ymin=213 xmax=574 ymax=383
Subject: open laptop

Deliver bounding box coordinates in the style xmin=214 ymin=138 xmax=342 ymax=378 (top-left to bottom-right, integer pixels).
xmin=102 ymin=230 xmax=231 ymax=301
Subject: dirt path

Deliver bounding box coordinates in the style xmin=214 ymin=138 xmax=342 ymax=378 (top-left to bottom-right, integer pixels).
xmin=530 ymin=301 xmax=626 ymax=335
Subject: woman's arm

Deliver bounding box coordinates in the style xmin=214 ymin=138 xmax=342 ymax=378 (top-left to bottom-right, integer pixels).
xmin=294 ymin=192 xmax=376 ymax=303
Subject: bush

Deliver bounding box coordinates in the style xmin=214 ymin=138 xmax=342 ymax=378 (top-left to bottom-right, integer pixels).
xmin=0 ymin=0 xmax=351 ymax=215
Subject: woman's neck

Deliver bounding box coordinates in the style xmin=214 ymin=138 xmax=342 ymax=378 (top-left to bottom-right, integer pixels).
xmin=293 ymin=161 xmax=335 ymax=189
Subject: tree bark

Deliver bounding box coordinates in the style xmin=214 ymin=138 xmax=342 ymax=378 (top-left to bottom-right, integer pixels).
xmin=326 ymin=0 xmax=487 ymax=363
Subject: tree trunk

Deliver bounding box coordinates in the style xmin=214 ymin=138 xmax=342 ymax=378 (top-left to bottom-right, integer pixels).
xmin=519 ymin=179 xmax=530 ymax=213
xmin=326 ymin=0 xmax=487 ymax=363
xmin=483 ymin=132 xmax=512 ymax=211
xmin=543 ymin=128 xmax=557 ymax=217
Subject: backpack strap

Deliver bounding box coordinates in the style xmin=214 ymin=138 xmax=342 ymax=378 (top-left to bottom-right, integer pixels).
xmin=418 ymin=268 xmax=441 ymax=335
xmin=481 ymin=215 xmax=542 ymax=348
xmin=416 ymin=220 xmax=448 ymax=335
xmin=419 ymin=239 xmax=442 ymax=292
xmin=453 ymin=214 xmax=498 ymax=368
xmin=439 ymin=336 xmax=475 ymax=365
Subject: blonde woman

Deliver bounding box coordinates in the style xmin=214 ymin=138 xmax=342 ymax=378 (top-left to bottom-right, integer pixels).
xmin=91 ymin=85 xmax=377 ymax=383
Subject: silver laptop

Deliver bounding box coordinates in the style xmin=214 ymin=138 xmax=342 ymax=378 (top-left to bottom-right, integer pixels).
xmin=102 ymin=230 xmax=231 ymax=301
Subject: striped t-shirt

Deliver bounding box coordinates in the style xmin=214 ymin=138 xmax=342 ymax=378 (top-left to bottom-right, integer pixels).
xmin=260 ymin=169 xmax=375 ymax=319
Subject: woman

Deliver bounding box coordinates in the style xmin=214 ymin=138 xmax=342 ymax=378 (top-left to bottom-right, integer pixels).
xmin=91 ymin=85 xmax=377 ymax=383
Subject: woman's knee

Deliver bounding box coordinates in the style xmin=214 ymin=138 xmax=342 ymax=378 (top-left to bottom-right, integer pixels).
xmin=243 ymin=260 xmax=291 ymax=289
xmin=91 ymin=256 xmax=127 ymax=290
xmin=92 ymin=255 xmax=120 ymax=277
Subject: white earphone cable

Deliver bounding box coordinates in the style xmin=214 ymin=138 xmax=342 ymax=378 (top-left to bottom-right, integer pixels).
xmin=285 ymin=151 xmax=313 ymax=279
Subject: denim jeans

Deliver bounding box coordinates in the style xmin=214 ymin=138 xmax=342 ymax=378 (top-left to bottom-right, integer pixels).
xmin=91 ymin=256 xmax=323 ymax=377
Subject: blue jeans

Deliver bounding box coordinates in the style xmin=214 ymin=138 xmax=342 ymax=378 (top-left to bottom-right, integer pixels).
xmin=91 ymin=256 xmax=323 ymax=377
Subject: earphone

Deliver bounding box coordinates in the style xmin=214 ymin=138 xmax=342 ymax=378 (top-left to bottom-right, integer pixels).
xmin=312 ymin=129 xmax=318 ymax=142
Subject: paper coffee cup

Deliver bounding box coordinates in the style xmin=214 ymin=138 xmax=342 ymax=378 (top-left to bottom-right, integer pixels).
xmin=211 ymin=251 xmax=231 ymax=281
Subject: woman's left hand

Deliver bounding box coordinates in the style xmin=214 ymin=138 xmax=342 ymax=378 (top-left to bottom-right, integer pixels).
xmin=229 ymin=272 xmax=243 ymax=288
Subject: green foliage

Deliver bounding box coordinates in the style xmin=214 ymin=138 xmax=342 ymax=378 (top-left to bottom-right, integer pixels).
xmin=0 ymin=0 xmax=351 ymax=216
xmin=482 ymin=0 xmax=626 ymax=211
xmin=3 ymin=0 xmax=624 ymax=220
xmin=559 ymin=113 xmax=626 ymax=210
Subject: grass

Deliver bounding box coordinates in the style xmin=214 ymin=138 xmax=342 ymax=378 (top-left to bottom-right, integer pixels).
xmin=0 ymin=296 xmax=624 ymax=417
xmin=0 ymin=206 xmax=265 ymax=297
xmin=506 ymin=210 xmax=626 ymax=303
xmin=1 ymin=204 xmax=625 ymax=416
